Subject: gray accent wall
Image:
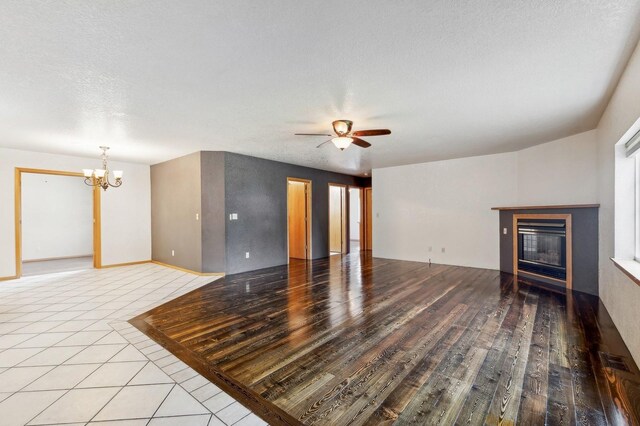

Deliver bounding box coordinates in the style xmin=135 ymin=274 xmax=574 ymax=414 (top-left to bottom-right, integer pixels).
xmin=221 ymin=152 xmax=369 ymax=275
xmin=498 ymin=207 xmax=599 ymax=295
xmin=151 ymin=152 xmax=202 ymax=272
xmin=151 ymin=151 xmax=368 ymax=275
xmin=200 ymin=152 xmax=226 ymax=273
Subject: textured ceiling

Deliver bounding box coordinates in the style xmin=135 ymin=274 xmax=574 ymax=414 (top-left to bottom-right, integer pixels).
xmin=1 ymin=1 xmax=640 ymax=175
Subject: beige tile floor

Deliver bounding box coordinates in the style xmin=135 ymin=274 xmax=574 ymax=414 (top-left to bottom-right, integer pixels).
xmin=0 ymin=263 xmax=267 ymax=426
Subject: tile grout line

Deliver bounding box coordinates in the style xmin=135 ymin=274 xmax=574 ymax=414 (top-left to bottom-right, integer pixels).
xmin=143 ymin=383 xmax=177 ymax=426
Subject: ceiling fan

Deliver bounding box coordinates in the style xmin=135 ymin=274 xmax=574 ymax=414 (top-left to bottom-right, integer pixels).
xmin=295 ymin=120 xmax=391 ymax=150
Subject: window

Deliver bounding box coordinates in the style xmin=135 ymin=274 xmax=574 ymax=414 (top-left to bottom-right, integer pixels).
xmin=612 ymin=121 xmax=640 ymax=281
xmin=627 ymin=128 xmax=640 ymax=262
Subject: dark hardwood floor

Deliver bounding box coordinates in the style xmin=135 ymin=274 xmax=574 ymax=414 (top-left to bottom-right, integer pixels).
xmin=131 ymin=252 xmax=640 ymax=425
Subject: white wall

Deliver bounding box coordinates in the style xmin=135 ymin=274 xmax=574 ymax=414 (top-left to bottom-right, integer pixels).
xmin=21 ymin=174 xmax=93 ymax=260
xmin=100 ymin=159 xmax=152 ymax=266
xmin=349 ymin=188 xmax=360 ymax=241
xmin=373 ymin=152 xmax=518 ymax=269
xmin=373 ymin=130 xmax=598 ymax=270
xmin=517 ymin=130 xmax=599 ymax=205
xmin=596 ymin=40 xmax=640 ymax=367
xmin=0 ymin=147 xmax=152 ymax=278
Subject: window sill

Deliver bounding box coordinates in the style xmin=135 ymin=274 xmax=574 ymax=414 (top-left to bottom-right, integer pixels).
xmin=611 ymin=258 xmax=640 ymax=287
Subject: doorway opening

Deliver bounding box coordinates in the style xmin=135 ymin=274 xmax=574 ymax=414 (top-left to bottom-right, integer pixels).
xmin=287 ymin=178 xmax=312 ymax=260
xmin=348 ymin=187 xmax=363 ymax=253
xmin=329 ymin=184 xmax=347 ymax=255
xmin=15 ymin=168 xmax=101 ymax=278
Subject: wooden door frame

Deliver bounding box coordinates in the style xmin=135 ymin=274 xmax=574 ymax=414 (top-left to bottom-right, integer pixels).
xmin=512 ymin=213 xmax=572 ymax=291
xmin=347 ymin=186 xmax=364 ymax=253
xmin=327 ymin=183 xmax=347 ymax=255
xmin=14 ymin=167 xmax=102 ymax=278
xmin=362 ymin=187 xmax=373 ymax=251
xmin=286 ymin=177 xmax=312 ymax=261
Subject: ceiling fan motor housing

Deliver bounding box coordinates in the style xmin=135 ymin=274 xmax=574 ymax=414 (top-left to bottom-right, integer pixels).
xmin=332 ymin=120 xmax=353 ymax=136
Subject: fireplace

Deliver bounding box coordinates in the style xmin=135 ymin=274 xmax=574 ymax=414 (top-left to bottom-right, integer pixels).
xmin=517 ymin=219 xmax=566 ymax=280
xmin=511 ymin=213 xmax=572 ymax=289
xmin=493 ymin=205 xmax=599 ymax=294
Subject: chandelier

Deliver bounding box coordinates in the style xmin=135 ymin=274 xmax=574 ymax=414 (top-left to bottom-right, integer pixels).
xmin=83 ymin=146 xmax=123 ymax=191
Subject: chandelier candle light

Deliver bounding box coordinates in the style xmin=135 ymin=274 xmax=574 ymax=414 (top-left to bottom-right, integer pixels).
xmin=83 ymin=146 xmax=123 ymax=191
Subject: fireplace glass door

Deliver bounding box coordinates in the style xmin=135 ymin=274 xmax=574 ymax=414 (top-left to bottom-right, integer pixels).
xmin=517 ymin=220 xmax=566 ymax=280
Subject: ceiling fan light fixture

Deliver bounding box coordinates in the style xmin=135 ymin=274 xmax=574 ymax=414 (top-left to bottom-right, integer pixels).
xmin=296 ymin=119 xmax=389 ymax=151
xmin=332 ymin=137 xmax=353 ymax=150
xmin=332 ymin=120 xmax=352 ymax=136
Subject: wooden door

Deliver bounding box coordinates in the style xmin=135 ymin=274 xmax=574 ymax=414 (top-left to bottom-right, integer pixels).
xmin=329 ymin=185 xmax=346 ymax=253
xmin=288 ymin=180 xmax=310 ymax=259
xmin=363 ymin=187 xmax=372 ymax=250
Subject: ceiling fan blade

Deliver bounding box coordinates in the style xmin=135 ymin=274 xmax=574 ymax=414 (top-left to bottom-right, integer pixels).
xmin=352 ymin=137 xmax=371 ymax=148
xmin=352 ymin=129 xmax=391 ymax=137
xmin=295 ymin=133 xmax=333 ymax=136
xmin=316 ymin=139 xmax=333 ymax=148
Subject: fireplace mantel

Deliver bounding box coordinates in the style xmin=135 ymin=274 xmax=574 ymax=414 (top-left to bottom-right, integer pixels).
xmin=491 ymin=204 xmax=599 ymax=211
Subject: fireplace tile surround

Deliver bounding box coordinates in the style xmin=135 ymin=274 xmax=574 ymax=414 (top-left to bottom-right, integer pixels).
xmin=492 ymin=205 xmax=599 ymax=295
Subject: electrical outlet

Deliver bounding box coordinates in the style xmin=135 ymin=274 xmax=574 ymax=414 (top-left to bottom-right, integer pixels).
xmin=245 ymin=252 xmax=250 ymax=259
xmin=503 ymin=227 xmax=507 ymax=235
xmin=196 ymin=213 xmax=199 ymax=221
xmin=441 ymin=247 xmax=445 ymax=253
xmin=171 ymin=250 xmax=175 ymax=257
xmin=229 ymin=213 xmax=238 ymax=221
